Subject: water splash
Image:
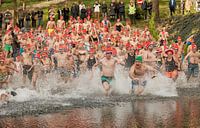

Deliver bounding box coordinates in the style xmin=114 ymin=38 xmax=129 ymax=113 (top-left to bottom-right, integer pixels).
xmin=143 ymin=74 xmax=178 ymax=97
xmin=3 ymin=66 xmax=180 ymax=104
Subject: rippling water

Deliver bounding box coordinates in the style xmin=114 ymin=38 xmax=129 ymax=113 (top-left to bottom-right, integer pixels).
xmin=1 ymin=97 xmax=200 ymax=128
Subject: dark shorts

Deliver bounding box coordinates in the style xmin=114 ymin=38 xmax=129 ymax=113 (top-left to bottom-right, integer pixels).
xmin=101 ymin=76 xmax=114 ymax=85
xmin=188 ymin=64 xmax=199 ymax=77
xmin=57 ymin=67 xmax=72 ymax=77
xmin=23 ymin=65 xmax=33 ymax=81
xmin=131 ymin=80 xmax=147 ymax=90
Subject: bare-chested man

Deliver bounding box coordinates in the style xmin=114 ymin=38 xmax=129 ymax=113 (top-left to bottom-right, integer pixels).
xmin=129 ymin=56 xmax=157 ymax=95
xmin=31 ymin=57 xmax=43 ymax=89
xmin=94 ymin=50 xmax=122 ymax=95
xmin=22 ymin=48 xmax=33 ymax=84
xmin=0 ymin=58 xmax=18 ymax=87
xmin=65 ymin=53 xmax=75 ymax=83
xmin=184 ymin=45 xmax=200 ymax=81
xmin=46 ymin=17 xmax=56 ymax=35
xmin=143 ymin=43 xmax=157 ymax=67
xmin=52 ymin=49 xmax=68 ymax=82
xmin=57 ymin=16 xmax=66 ymax=31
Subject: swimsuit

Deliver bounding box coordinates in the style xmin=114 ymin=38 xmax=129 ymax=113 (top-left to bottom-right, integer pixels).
xmin=131 ymin=80 xmax=147 ymax=90
xmin=48 ymin=29 xmax=54 ymax=35
xmin=23 ymin=65 xmax=33 ymax=81
xmin=101 ymin=75 xmax=114 ymax=85
xmin=4 ymin=44 xmax=12 ymax=52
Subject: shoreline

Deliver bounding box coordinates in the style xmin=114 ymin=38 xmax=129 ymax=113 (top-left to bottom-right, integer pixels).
xmin=0 ymin=87 xmax=200 ymax=117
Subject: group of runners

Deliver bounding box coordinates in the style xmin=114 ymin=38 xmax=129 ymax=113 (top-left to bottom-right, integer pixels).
xmin=0 ymin=15 xmax=200 ymax=101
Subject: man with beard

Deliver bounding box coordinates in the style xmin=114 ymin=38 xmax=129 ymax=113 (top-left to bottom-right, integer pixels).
xmin=129 ymin=56 xmax=157 ymax=95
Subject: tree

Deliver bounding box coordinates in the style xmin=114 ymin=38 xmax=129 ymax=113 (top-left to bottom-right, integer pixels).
xmin=13 ymin=0 xmax=17 ymax=25
xmin=152 ymin=0 xmax=159 ymax=20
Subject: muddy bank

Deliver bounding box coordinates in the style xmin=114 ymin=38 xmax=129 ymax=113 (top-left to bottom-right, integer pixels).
xmin=1 ymin=87 xmax=200 ymax=117
xmin=162 ymin=13 xmax=200 ymax=48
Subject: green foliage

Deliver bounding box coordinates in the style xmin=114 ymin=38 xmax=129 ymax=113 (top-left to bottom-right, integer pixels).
xmin=148 ymin=13 xmax=159 ymax=40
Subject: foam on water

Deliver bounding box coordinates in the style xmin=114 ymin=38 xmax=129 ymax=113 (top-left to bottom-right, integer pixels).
xmin=3 ymin=66 xmax=180 ymax=104
xmin=143 ymin=74 xmax=178 ymax=97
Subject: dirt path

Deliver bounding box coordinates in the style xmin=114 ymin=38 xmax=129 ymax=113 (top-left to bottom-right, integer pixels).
xmin=25 ymin=0 xmax=67 ymax=9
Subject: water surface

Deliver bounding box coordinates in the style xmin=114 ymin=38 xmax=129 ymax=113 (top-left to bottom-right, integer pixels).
xmin=1 ymin=96 xmax=200 ymax=128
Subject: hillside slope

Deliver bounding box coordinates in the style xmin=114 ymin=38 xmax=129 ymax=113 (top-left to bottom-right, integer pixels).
xmin=164 ymin=13 xmax=200 ymax=48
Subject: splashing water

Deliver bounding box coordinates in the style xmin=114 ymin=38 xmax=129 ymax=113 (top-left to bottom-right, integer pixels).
xmin=4 ymin=65 xmax=179 ymax=104
xmin=143 ymin=74 xmax=178 ymax=97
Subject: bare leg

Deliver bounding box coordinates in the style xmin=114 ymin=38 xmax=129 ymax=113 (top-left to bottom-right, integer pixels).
xmin=23 ymin=75 xmax=26 ymax=85
xmin=102 ymin=82 xmax=111 ymax=96
xmin=32 ymin=73 xmax=38 ymax=90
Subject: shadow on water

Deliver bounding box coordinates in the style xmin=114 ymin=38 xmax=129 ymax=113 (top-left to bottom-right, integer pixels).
xmin=1 ymin=97 xmax=200 ymax=128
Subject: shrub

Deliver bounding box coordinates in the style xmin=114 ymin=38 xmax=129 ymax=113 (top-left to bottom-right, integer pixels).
xmin=148 ymin=13 xmax=159 ymax=40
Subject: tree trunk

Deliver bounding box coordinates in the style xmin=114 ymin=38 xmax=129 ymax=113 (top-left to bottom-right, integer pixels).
xmin=13 ymin=0 xmax=17 ymax=25
xmin=152 ymin=0 xmax=159 ymax=20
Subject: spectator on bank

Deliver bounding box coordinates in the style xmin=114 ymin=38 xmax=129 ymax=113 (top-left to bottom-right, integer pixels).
xmin=0 ymin=12 xmax=3 ymax=30
xmin=79 ymin=2 xmax=86 ymax=14
xmin=94 ymin=1 xmax=101 ymax=21
xmin=141 ymin=0 xmax=148 ymax=20
xmin=37 ymin=9 xmax=44 ymax=27
xmin=63 ymin=6 xmax=70 ymax=22
xmin=110 ymin=2 xmax=116 ymax=21
xmin=31 ymin=10 xmax=37 ymax=28
xmin=128 ymin=1 xmax=136 ymax=25
xmin=185 ymin=0 xmax=192 ymax=13
xmin=71 ymin=3 xmax=78 ymax=19
xmin=118 ymin=1 xmax=125 ymax=21
xmin=115 ymin=2 xmax=119 ymax=19
xmin=147 ymin=1 xmax=152 ymax=16
xmin=57 ymin=8 xmax=63 ymax=20
xmin=75 ymin=2 xmax=79 ymax=17
xmin=4 ymin=10 xmax=12 ymax=30
xmin=80 ymin=6 xmax=87 ymax=20
xmin=181 ymin=0 xmax=185 ymax=15
xmin=86 ymin=5 xmax=92 ymax=18
xmin=101 ymin=1 xmax=108 ymax=18
xmin=18 ymin=9 xmax=25 ymax=29
xmin=169 ymin=0 xmax=176 ymax=17
xmin=25 ymin=12 xmax=31 ymax=29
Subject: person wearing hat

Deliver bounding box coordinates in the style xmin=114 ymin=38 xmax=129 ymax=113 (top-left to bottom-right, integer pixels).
xmin=57 ymin=15 xmax=66 ymax=31
xmin=129 ymin=55 xmax=157 ymax=95
xmin=184 ymin=44 xmax=200 ymax=81
xmin=143 ymin=42 xmax=157 ymax=67
xmin=162 ymin=49 xmax=178 ymax=81
xmin=93 ymin=48 xmax=123 ymax=96
xmin=46 ymin=17 xmax=56 ymax=35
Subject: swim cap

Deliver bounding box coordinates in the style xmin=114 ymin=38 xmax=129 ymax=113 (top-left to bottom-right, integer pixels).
xmin=135 ymin=56 xmax=143 ymax=63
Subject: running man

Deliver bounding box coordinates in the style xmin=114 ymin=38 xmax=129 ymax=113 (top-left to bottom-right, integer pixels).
xmin=184 ymin=45 xmax=200 ymax=82
xmin=94 ymin=49 xmax=123 ymax=95
xmin=129 ymin=55 xmax=157 ymax=95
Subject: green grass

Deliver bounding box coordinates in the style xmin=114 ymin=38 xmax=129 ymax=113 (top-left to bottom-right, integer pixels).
xmin=0 ymin=0 xmax=197 ymax=29
xmin=0 ymin=0 xmax=47 ymax=11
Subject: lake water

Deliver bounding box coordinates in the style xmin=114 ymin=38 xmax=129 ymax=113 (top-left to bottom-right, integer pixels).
xmin=0 ymin=96 xmax=200 ymax=128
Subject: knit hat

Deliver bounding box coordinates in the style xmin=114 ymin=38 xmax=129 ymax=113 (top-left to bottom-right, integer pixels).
xmin=135 ymin=56 xmax=143 ymax=63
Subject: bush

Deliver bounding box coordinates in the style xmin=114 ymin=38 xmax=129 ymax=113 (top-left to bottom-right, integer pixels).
xmin=148 ymin=13 xmax=159 ymax=40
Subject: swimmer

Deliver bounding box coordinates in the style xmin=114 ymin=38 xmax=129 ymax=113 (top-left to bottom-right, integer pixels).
xmin=129 ymin=56 xmax=157 ymax=95
xmin=94 ymin=49 xmax=123 ymax=96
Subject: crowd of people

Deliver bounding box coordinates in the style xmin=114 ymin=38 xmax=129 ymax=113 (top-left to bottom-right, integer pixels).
xmin=0 ymin=1 xmax=200 ymax=102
